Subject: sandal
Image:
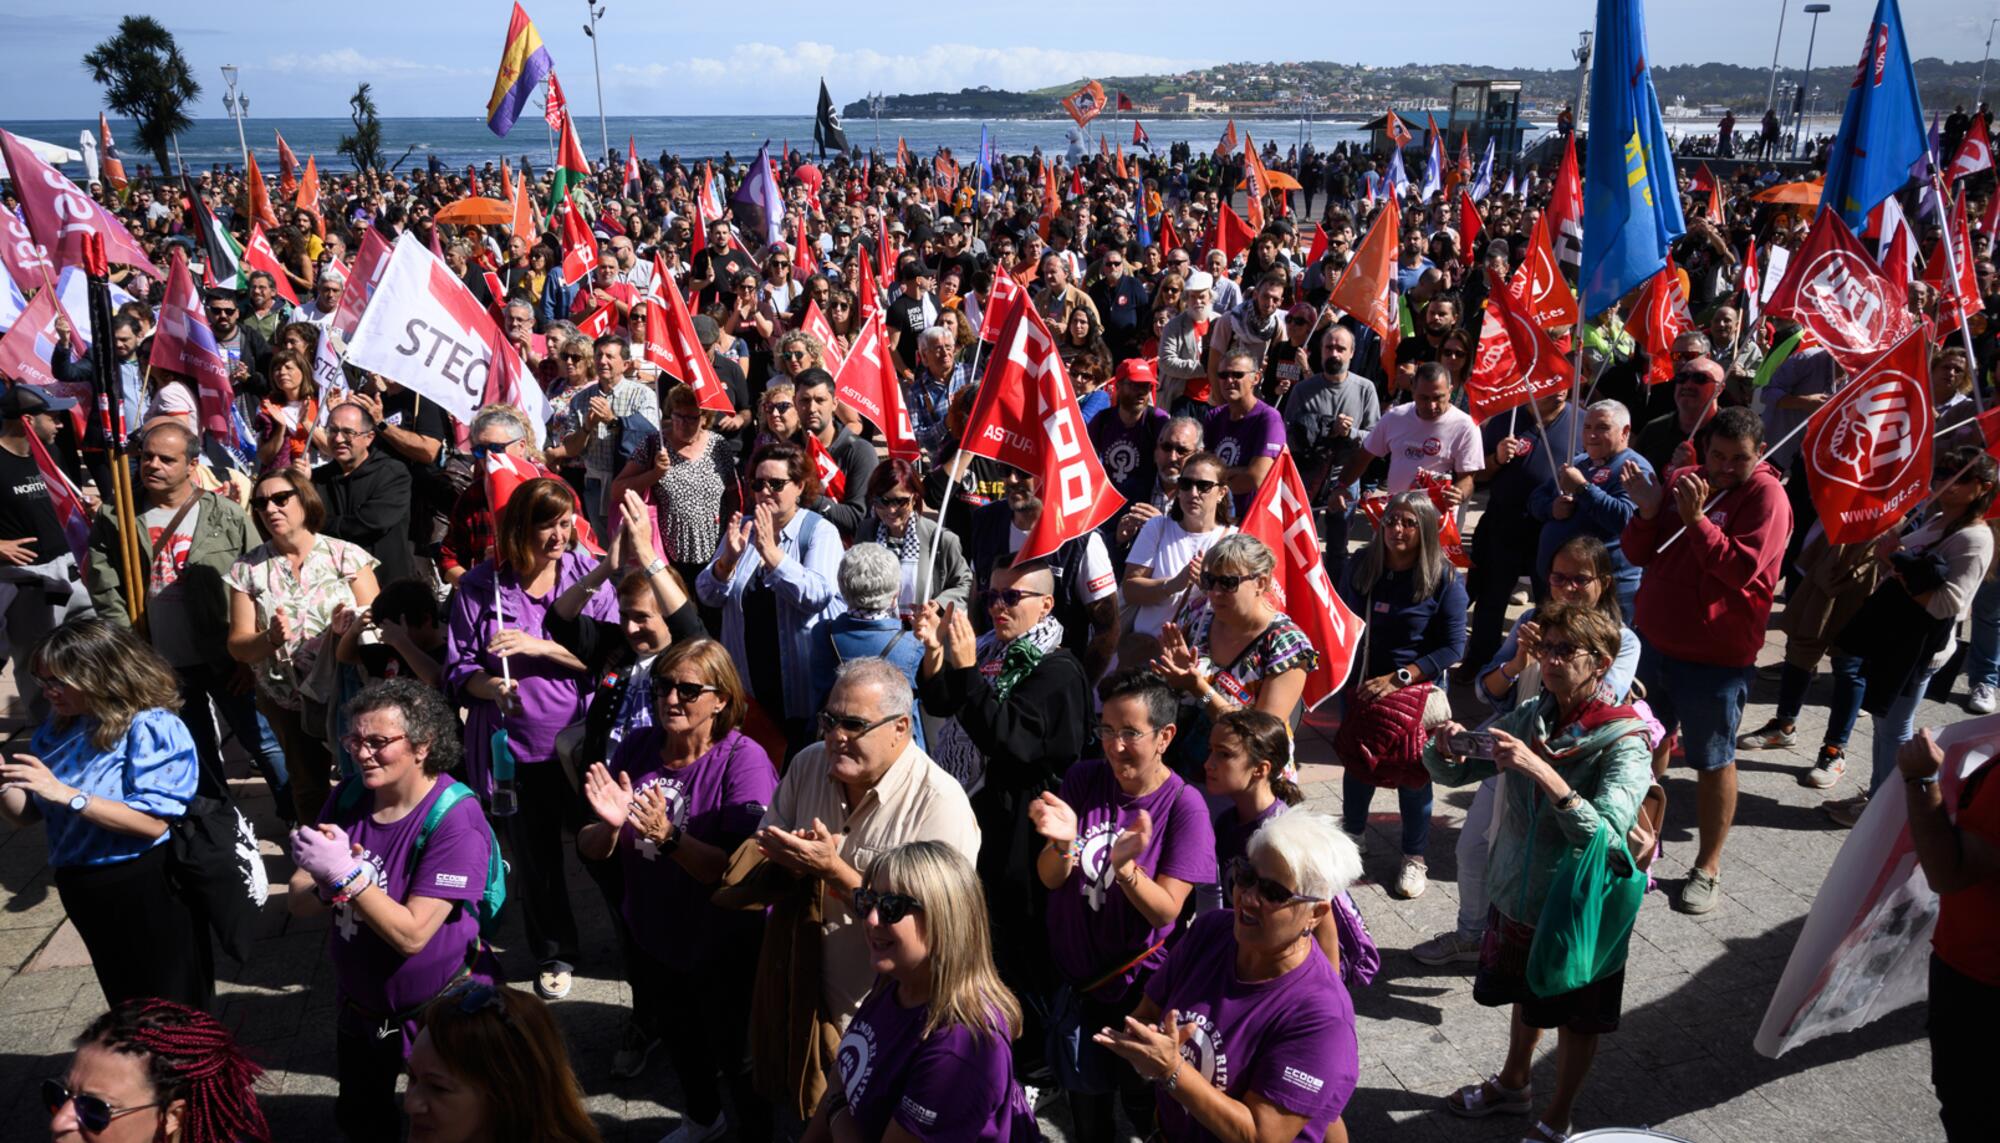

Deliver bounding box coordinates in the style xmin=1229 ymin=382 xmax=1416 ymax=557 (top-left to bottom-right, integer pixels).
xmin=1522 ymin=1121 xmax=1570 ymax=1143
xmin=1446 ymin=1075 xmax=1533 ymax=1118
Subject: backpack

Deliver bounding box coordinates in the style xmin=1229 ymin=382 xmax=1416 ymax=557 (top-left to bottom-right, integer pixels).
xmin=335 ymin=779 xmax=508 ymax=939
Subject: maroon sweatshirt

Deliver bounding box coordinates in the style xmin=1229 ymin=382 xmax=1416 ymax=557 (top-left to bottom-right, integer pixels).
xmin=1622 ymin=461 xmax=1792 ymax=668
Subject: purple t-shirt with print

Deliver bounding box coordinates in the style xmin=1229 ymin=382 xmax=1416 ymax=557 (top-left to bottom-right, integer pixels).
xmin=1046 ymin=760 xmax=1217 ymax=1000
xmin=610 ymin=727 xmax=777 ymax=970
xmin=1204 ymin=401 xmax=1285 ymax=509
xmin=1145 ymin=910 xmax=1358 ymax=1142
xmin=836 ymin=981 xmax=1033 ymax=1142
xmin=1213 ymin=800 xmax=1286 ymax=870
xmin=1089 ymin=405 xmax=1169 ymax=502
xmin=323 ymin=776 xmax=491 ymax=1021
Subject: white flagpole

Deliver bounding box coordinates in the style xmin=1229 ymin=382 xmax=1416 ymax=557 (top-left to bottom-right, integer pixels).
xmin=1930 ymin=171 xmax=1988 ymax=416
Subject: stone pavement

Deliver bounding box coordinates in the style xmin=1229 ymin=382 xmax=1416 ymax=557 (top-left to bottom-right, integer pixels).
xmin=0 ymin=615 xmax=1964 ymax=1142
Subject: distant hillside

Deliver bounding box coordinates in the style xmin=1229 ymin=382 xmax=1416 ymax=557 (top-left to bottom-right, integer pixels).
xmin=845 ymin=57 xmax=1992 ymax=120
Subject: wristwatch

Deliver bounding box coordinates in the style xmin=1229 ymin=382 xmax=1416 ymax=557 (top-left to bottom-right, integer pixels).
xmin=1394 ymin=667 xmax=1415 ymax=687
xmin=66 ymin=791 xmax=89 ymax=813
xmin=644 ymin=556 xmax=669 ymax=577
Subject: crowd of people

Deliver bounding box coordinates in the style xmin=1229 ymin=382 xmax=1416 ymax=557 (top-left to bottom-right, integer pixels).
xmin=6 ymin=105 xmax=2000 ymax=1143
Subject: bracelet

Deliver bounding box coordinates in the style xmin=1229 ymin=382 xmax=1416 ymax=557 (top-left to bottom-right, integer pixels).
xmin=1116 ymin=865 xmax=1139 ymax=887
xmin=645 ymin=556 xmax=668 ymax=577
xmin=328 ymin=864 xmax=370 ymax=904
xmin=1500 ymin=664 xmax=1521 ymax=682
xmin=1907 ymin=774 xmax=1941 ymax=790
xmin=1047 ymin=838 xmax=1078 ymax=859
xmin=1158 ymin=1056 xmax=1185 ymax=1092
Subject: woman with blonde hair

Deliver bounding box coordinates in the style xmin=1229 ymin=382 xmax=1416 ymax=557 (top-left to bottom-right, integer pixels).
xmin=806 ymin=840 xmax=1035 ymax=1142
xmin=407 ymin=984 xmax=600 ymax=1143
xmin=0 ymin=621 xmax=210 ymax=1010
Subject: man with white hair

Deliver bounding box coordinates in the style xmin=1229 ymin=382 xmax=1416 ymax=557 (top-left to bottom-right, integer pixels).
xmin=1529 ymin=399 xmax=1650 ymax=622
xmin=1158 ymin=271 xmax=1216 ymax=415
xmin=757 ymin=657 xmax=980 ymax=1028
xmin=810 ymin=544 xmax=931 ymax=749
xmin=295 ymin=266 xmax=347 ymax=325
xmin=905 ymin=325 xmax=970 ymax=459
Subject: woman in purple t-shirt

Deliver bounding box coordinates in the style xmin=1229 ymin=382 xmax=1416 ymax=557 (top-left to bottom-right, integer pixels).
xmin=579 ymin=637 xmax=778 ymax=1143
xmin=286 ymin=679 xmax=502 ymax=1140
xmin=1029 ymin=670 xmax=1217 ymax=1143
xmin=805 ymin=841 xmax=1036 ymax=1143
xmin=1097 ymin=811 xmax=1362 ymax=1143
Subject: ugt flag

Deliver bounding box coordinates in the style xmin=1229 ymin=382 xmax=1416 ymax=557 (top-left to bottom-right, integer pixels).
xmin=1238 ymin=451 xmax=1363 ymax=708
xmin=1579 ymin=0 xmax=1685 ymax=318
xmin=1800 ymin=326 xmax=1933 ymax=544
xmin=1819 ymin=0 xmax=1925 ymax=232
xmin=346 ymin=232 xmax=547 ymax=444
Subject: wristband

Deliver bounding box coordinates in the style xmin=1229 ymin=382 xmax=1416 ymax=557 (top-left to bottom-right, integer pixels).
xmin=645 ymin=556 xmax=668 ymax=577
xmin=328 ymin=864 xmax=371 ymax=904
xmin=1907 ymin=774 xmax=1941 ymax=791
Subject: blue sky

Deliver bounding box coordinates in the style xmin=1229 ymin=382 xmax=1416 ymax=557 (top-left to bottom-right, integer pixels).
xmin=9 ymin=0 xmax=1997 ymax=119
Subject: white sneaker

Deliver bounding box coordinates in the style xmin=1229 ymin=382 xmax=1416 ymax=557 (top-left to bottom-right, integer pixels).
xmin=1970 ymin=683 xmax=1998 ymax=715
xmin=1392 ymin=857 xmax=1428 ymax=900
xmin=657 ymin=1114 xmax=727 ymax=1143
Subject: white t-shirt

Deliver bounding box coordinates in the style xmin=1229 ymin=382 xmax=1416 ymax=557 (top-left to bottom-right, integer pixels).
xmin=1009 ymin=523 xmax=1117 ymax=604
xmin=1123 ymin=517 xmax=1235 ymax=637
xmin=1362 ymin=404 xmax=1484 ymax=492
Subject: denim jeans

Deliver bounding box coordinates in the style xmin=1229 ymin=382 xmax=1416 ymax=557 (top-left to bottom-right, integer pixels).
xmin=1966 ymin=577 xmax=2000 ymax=690
xmin=1341 ymin=773 xmax=1434 ymax=857
xmin=1778 ymin=657 xmax=1866 ymax=747
xmin=1868 ymin=668 xmax=1940 ymax=797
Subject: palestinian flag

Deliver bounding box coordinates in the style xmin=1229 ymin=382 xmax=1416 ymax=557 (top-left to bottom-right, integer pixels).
xmin=182 ymin=173 xmax=244 ymax=288
xmin=549 ymin=113 xmax=591 ymax=212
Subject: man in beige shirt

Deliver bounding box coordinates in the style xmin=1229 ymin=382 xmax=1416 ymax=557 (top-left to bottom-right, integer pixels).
xmin=756 ymin=657 xmax=981 ymax=1024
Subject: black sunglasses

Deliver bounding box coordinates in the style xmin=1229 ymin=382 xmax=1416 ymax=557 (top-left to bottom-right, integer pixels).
xmin=42 ymin=1079 xmax=161 ymax=1135
xmin=1176 ymin=475 xmax=1220 ymax=494
xmin=249 ymin=489 xmax=299 ymax=511
xmin=853 ymin=887 xmax=923 ymax=925
xmin=749 ymin=477 xmax=795 ymax=494
xmin=655 ymin=680 xmax=721 ymax=704
xmin=985 ymin=587 xmax=1048 ymax=608
xmin=1216 ymin=368 xmax=1252 ymax=381
xmin=1225 ymin=857 xmax=1321 ymax=907
xmin=818 ymin=710 xmax=901 ymax=738
xmin=874 ymin=494 xmax=914 ymax=509
xmin=470 ymin=441 xmax=521 ymax=458
xmin=1200 ymin=571 xmax=1249 ymax=592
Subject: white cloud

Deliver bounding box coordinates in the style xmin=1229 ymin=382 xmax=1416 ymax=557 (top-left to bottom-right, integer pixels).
xmin=610 ymin=41 xmax=1209 ymax=107
xmin=264 ymin=49 xmax=477 ymax=79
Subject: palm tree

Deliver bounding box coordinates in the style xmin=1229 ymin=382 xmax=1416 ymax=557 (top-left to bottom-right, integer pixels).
xmin=81 ymin=16 xmax=201 ymax=175
xmin=339 ymin=83 xmax=385 ymax=173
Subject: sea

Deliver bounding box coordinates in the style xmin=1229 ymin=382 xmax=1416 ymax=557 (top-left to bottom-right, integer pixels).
xmin=9 ymin=114 xmax=1571 ymax=177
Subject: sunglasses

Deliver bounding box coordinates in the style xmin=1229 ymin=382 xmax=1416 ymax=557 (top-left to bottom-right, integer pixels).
xmin=42 ymin=1079 xmax=161 ymax=1135
xmin=470 ymin=441 xmax=522 ymax=458
xmin=1440 ymin=349 xmax=1468 ymax=360
xmin=1546 ymin=571 xmax=1599 ymax=591
xmin=655 ymin=680 xmax=720 ymax=704
xmin=562 ymin=353 xmax=588 ymax=362
xmin=1159 ymin=442 xmax=1195 ymax=457
xmin=749 ymin=478 xmax=795 ymax=494
xmin=1216 ymin=369 xmax=1252 ymax=381
xmin=1176 ymin=475 xmax=1221 ymax=494
xmin=250 ymin=489 xmax=299 ymax=511
xmin=853 ymin=887 xmax=923 ymax=925
xmin=764 ymin=401 xmax=795 ymax=415
xmin=780 ymin=350 xmax=812 ymax=362
xmin=1536 ymin=641 xmax=1586 ymax=661
xmin=985 ymin=587 xmax=1049 ymax=608
xmin=818 ymin=710 xmax=901 ymax=738
xmin=1225 ymin=857 xmax=1321 ymax=907
xmin=1286 ymin=316 xmax=1311 ymax=326
xmin=875 ymin=494 xmax=914 ymax=509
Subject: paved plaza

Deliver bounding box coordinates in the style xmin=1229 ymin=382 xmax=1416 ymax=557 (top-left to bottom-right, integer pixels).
xmin=0 ymin=606 xmax=1958 ymax=1142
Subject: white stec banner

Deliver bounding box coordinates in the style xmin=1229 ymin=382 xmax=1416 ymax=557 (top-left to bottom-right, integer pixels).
xmin=1754 ymin=714 xmax=2000 ymax=1058
xmin=345 ymin=232 xmax=546 ymax=445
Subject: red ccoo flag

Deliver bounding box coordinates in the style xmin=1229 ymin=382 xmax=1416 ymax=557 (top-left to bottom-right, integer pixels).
xmin=1237 ymin=450 xmax=1364 ymax=708
xmin=24 ymin=424 xmax=92 ymax=567
xmin=1801 ymin=327 xmax=1934 ymax=544
xmin=977 ymin=270 xmax=1026 ymax=343
xmin=799 ymin=298 xmax=845 ymax=373
xmin=1624 ymin=260 xmax=1692 ymax=385
xmin=243 ymin=225 xmax=299 ymax=305
xmin=833 ymin=306 xmax=920 ymax=461
xmin=1951 ymin=116 xmax=1994 ymax=182
xmin=959 ymin=300 xmax=1125 ymax=563
xmin=793 ymin=212 xmax=818 ymax=277
xmin=808 ymin=432 xmax=847 ymax=499
xmin=557 ymin=200 xmax=597 ymax=287
xmin=646 ymin=260 xmax=735 ymax=414
xmin=1545 ymin=134 xmax=1583 ymax=270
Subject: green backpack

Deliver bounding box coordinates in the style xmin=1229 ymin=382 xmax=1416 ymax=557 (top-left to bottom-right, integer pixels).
xmin=334 ymin=779 xmax=508 ymax=940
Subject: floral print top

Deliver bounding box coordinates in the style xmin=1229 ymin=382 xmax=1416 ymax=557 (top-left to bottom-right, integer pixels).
xmin=226 ymin=535 xmax=377 ymax=709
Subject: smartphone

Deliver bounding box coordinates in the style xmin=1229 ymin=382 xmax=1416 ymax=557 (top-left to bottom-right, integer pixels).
xmin=1446 ymin=731 xmax=1498 ymax=761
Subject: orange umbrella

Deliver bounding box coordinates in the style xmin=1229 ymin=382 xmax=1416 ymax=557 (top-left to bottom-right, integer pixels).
xmin=434 ymin=196 xmax=514 ymax=226
xmin=1752 ymin=179 xmax=1824 ymax=206
xmin=1240 ymin=170 xmax=1303 ymax=192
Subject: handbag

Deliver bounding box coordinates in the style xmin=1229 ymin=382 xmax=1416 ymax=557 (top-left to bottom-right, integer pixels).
xmin=1525 ymin=821 xmax=1645 ymax=996
xmin=165 ymin=794 xmax=271 ymax=965
xmin=1333 ymin=682 xmax=1452 ymax=789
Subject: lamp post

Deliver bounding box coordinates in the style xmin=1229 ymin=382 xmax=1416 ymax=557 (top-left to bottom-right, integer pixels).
xmin=219 ymin=64 xmax=250 ymax=171
xmin=1793 ymin=3 xmax=1831 ymax=159
xmin=869 ymin=92 xmax=886 ymax=153
xmin=1979 ymin=18 xmax=2000 ymax=110
xmin=1572 ymin=30 xmax=1593 ymax=139
xmin=1766 ymin=0 xmax=1790 ymax=112
xmin=580 ymin=1 xmax=610 ymax=165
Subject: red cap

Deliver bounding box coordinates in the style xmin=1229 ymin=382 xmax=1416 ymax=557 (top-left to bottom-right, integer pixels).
xmin=1114 ymin=358 xmax=1158 ymax=388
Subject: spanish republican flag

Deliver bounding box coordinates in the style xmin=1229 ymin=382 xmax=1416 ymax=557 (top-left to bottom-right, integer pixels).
xmin=487 ymin=3 xmax=554 ymax=138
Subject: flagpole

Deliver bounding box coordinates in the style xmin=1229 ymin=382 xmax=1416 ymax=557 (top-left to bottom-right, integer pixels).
xmin=1930 ymin=170 xmax=1989 ymax=416
xmin=1657 ymin=413 xmax=1814 ymax=550
xmin=922 ymin=451 xmax=970 ymax=593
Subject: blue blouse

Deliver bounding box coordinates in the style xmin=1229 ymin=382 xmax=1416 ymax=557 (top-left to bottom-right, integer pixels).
xmin=28 ymin=708 xmax=197 ymax=868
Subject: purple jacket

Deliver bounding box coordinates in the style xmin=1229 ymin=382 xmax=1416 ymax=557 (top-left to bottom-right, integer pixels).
xmin=445 ymin=549 xmax=617 ymax=792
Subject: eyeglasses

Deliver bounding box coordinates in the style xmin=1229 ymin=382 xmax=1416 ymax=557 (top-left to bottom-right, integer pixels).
xmin=1225 ymin=857 xmax=1322 ymax=907
xmin=1382 ymin=515 xmax=1421 ymax=532
xmin=670 ymin=411 xmax=704 ymax=424
xmin=985 ymin=587 xmax=1049 ymax=608
xmin=32 ymin=673 xmax=68 ymax=692
xmin=874 ymin=494 xmax=914 ymax=509
xmin=1176 ymin=475 xmax=1221 ymax=495
xmin=655 ymin=680 xmax=720 ymax=704
xmin=749 ymin=477 xmax=794 ymax=494
xmin=340 ymin=733 xmax=409 ymax=757
xmin=1546 ymin=571 xmax=1599 ymax=592
xmin=1200 ymin=571 xmax=1249 ymax=592
xmin=818 ymin=710 xmax=902 ymax=739
xmin=1093 ymin=724 xmax=1160 ymax=745
xmin=1216 ymin=369 xmax=1252 ymax=381
xmin=249 ymin=489 xmax=299 ymax=512
xmin=853 ymin=887 xmax=923 ymax=925
xmin=328 ymin=426 xmax=373 ymax=439
xmin=42 ymin=1079 xmax=162 ymax=1136
xmin=562 ymin=353 xmax=588 ymax=362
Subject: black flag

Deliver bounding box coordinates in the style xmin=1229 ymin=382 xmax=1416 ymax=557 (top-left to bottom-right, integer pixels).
xmin=815 ymin=78 xmax=850 ymax=157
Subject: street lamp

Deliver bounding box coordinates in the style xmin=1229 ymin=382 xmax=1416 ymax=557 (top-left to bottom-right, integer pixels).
xmin=1979 ymin=18 xmax=2000 ymax=110
xmin=580 ymin=1 xmax=609 ymax=166
xmin=1800 ymin=2 xmax=1832 ymax=158
xmin=1572 ymin=30 xmax=1593 ymax=134
xmin=869 ymin=91 xmax=886 ymax=153
xmin=1766 ymin=0 xmax=1790 ymax=113
xmin=219 ymin=64 xmax=250 ymax=171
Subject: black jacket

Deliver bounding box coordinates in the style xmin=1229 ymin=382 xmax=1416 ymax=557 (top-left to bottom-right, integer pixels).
xmin=811 ymin=426 xmax=878 ymax=539
xmin=313 ymin=448 xmax=416 ymax=585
